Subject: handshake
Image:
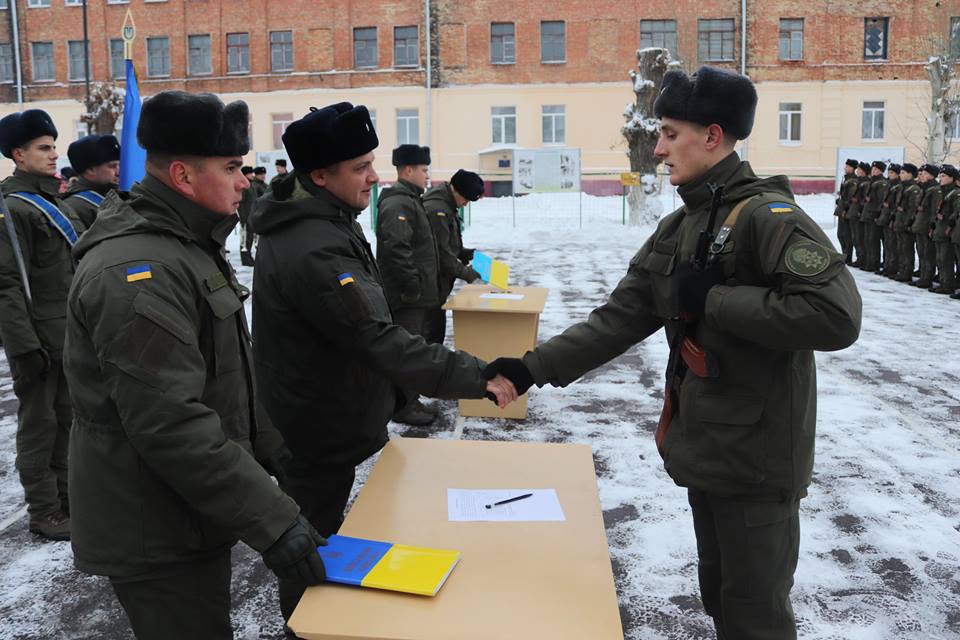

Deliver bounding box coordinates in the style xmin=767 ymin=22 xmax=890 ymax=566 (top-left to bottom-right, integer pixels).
xmin=483 ymin=357 xmax=535 ymax=408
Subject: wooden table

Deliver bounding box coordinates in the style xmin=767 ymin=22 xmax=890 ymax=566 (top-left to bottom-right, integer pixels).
xmin=442 ymin=284 xmax=549 ymax=419
xmin=289 ymin=437 xmax=624 ymax=640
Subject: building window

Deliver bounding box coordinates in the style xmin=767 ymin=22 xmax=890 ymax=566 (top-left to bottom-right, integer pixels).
xmin=778 ymin=103 xmax=801 ymax=143
xmin=947 ymin=110 xmax=960 ymax=140
xmin=779 ymin=19 xmax=803 ymax=60
xmin=272 ymin=112 xmax=293 ymax=150
xmin=354 ymin=27 xmax=377 ymax=69
xmin=65 ymin=0 xmax=82 ymax=6
xmin=67 ymin=40 xmax=87 ymax=81
xmin=270 ymin=30 xmax=294 ymax=72
xmin=542 ymin=105 xmax=565 ymax=145
xmin=491 ymin=106 xmax=516 ymax=144
xmin=699 ymin=19 xmax=735 ymax=62
xmin=393 ymin=26 xmax=418 ymax=68
xmin=864 ymin=17 xmax=888 ymax=60
xmin=491 ymin=22 xmax=515 ymax=64
xmin=27 ymin=0 xmax=50 ymax=7
xmin=951 ymin=17 xmax=960 ymax=58
xmin=369 ymin=109 xmax=377 ymax=131
xmin=187 ymin=34 xmax=212 ymax=75
xmin=540 ymin=21 xmax=565 ymax=63
xmin=0 ymin=0 xmax=8 ymax=9
xmin=0 ymin=43 xmax=13 ymax=83
xmin=227 ymin=32 xmax=249 ymax=73
xmin=862 ymin=101 xmax=885 ymax=140
xmin=640 ymin=20 xmax=677 ymax=58
xmin=396 ymin=108 xmax=419 ymax=145
xmin=106 ymin=0 xmax=129 ymax=4
xmin=74 ymin=119 xmax=89 ymax=140
xmin=31 ymin=42 xmax=54 ymax=81
xmin=110 ymin=39 xmax=125 ymax=79
xmin=146 ymin=36 xmax=170 ymax=77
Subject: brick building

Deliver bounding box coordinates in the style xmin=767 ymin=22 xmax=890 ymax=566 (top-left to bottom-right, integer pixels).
xmin=1 ymin=0 xmax=959 ymax=191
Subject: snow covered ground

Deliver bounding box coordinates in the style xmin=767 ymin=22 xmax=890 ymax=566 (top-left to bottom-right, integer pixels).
xmin=0 ymin=187 xmax=958 ymax=639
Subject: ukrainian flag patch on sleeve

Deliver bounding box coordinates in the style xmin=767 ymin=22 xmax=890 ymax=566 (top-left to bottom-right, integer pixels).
xmin=768 ymin=202 xmax=795 ymax=214
xmin=126 ymin=264 xmax=152 ymax=282
xmin=337 ymin=272 xmax=355 ymax=286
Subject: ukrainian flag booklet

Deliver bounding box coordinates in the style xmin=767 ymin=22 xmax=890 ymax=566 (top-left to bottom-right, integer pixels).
xmin=317 ymin=535 xmax=460 ymax=597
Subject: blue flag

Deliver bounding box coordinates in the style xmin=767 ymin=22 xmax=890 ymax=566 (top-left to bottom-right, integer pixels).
xmin=119 ymin=59 xmax=146 ymax=191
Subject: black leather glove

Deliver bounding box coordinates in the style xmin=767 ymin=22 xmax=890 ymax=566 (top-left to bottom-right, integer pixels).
xmin=262 ymin=515 xmax=327 ymax=585
xmin=12 ymin=349 xmax=51 ymax=384
xmin=483 ymin=357 xmax=534 ymax=396
xmin=463 ymin=266 xmax=481 ymax=283
xmin=675 ymin=263 xmax=725 ymax=318
xmin=459 ymin=247 xmax=476 ymax=263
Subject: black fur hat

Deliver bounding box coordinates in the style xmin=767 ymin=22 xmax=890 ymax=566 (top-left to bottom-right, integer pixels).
xmin=888 ymin=163 xmax=901 ymax=174
xmin=920 ymin=163 xmax=940 ymax=176
xmin=845 ymin=158 xmax=858 ymax=169
xmin=0 ymin=109 xmax=58 ymax=158
xmin=858 ymin=162 xmax=871 ymax=173
xmin=241 ymin=165 xmax=253 ymax=175
xmin=451 ymin=169 xmax=484 ymax=201
xmin=254 ymin=166 xmax=267 ymax=175
xmin=275 ymin=158 xmax=287 ymax=167
xmin=901 ymin=163 xmax=918 ymax=177
xmin=137 ymin=91 xmax=250 ymax=157
xmin=653 ymin=66 xmax=758 ymax=140
xmin=67 ymin=134 xmax=120 ymax=174
xmin=871 ymin=160 xmax=887 ymax=172
xmin=940 ymin=164 xmax=959 ymax=180
xmin=282 ymin=102 xmax=378 ymax=172
xmin=392 ymin=144 xmax=431 ymax=167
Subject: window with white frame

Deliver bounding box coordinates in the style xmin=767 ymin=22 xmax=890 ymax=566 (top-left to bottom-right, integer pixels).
xmin=272 ymin=113 xmax=294 ymax=150
xmin=946 ymin=109 xmax=960 ymax=139
xmin=640 ymin=20 xmax=677 ymax=58
xmin=698 ymin=18 xmax=735 ymax=61
xmin=491 ymin=22 xmax=515 ymax=64
xmin=146 ymin=36 xmax=170 ymax=77
xmin=369 ymin=109 xmax=377 ymax=131
xmin=65 ymin=0 xmax=83 ymax=6
xmin=491 ymin=106 xmax=516 ymax=144
xmin=862 ymin=101 xmax=885 ymax=140
xmin=188 ymin=34 xmax=212 ymax=75
xmin=0 ymin=0 xmax=9 ymax=9
xmin=31 ymin=42 xmax=54 ymax=81
xmin=67 ymin=40 xmax=87 ymax=81
xmin=396 ymin=108 xmax=419 ymax=145
xmin=27 ymin=0 xmax=50 ymax=7
xmin=542 ymin=105 xmax=565 ymax=144
xmin=779 ymin=19 xmax=803 ymax=60
xmin=778 ymin=103 xmax=801 ymax=143
xmin=74 ymin=120 xmax=89 ymax=141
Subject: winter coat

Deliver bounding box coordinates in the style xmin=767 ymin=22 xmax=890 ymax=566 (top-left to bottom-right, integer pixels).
xmin=63 ymin=176 xmax=117 ymax=229
xmin=877 ymin=178 xmax=900 ymax=227
xmin=893 ymin=180 xmax=920 ymax=232
xmin=861 ymin=176 xmax=887 ymax=221
xmin=834 ymin=174 xmax=858 ymax=219
xmin=912 ymin=181 xmax=942 ymax=235
xmin=422 ymin=183 xmax=479 ymax=302
xmin=932 ymin=183 xmax=959 ymax=241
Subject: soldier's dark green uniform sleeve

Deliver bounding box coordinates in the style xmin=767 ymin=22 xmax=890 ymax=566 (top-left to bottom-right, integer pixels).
xmin=704 ymin=202 xmax=861 ymax=352
xmin=75 ymin=263 xmax=298 ymax=552
xmin=522 ymin=234 xmax=665 ymax=388
xmin=288 ymin=243 xmax=487 ymax=399
xmin=377 ymin=198 xmax=421 ymax=297
xmin=427 ymin=208 xmax=471 ymax=281
xmin=0 ymin=200 xmax=43 ymax=356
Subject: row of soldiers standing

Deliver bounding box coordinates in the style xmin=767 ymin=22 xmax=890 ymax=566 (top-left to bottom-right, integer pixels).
xmin=835 ymin=158 xmax=960 ymax=298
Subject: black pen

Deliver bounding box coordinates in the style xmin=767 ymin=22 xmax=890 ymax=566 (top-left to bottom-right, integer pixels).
xmin=485 ymin=493 xmax=533 ymax=509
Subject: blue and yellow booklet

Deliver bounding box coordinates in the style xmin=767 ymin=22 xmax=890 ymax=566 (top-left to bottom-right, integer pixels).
xmin=317 ymin=535 xmax=460 ymax=597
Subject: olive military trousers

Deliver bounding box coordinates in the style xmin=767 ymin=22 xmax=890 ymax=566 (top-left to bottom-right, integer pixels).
xmin=916 ymin=235 xmax=936 ymax=285
xmin=864 ymin=221 xmax=882 ymax=270
xmin=12 ymin=358 xmax=71 ymax=520
xmin=688 ymin=489 xmax=800 ymax=640
xmin=895 ymin=232 xmax=915 ymax=280
xmin=882 ymin=225 xmax=898 ymax=275
xmin=934 ymin=241 xmax=956 ymax=290
xmin=836 ymin=217 xmax=852 ymax=263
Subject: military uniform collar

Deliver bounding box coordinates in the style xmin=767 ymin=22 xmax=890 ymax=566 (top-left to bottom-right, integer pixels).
xmin=297 ymin=173 xmax=363 ymax=221
xmin=396 ymin=178 xmax=425 ymax=196
xmin=9 ymin=168 xmax=62 ymax=200
xmin=676 ymin=151 xmax=742 ymax=211
xmin=138 ymin=173 xmax=237 ymax=249
xmin=942 ymin=182 xmax=958 ymax=194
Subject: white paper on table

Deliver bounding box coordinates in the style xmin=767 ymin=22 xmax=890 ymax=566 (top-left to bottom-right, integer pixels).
xmin=447 ymin=488 xmax=566 ymax=522
xmin=479 ymin=293 xmax=525 ymax=301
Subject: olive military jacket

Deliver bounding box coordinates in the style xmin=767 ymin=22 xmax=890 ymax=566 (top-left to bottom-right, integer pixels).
xmin=894 ymin=180 xmax=921 ymax=232
xmin=877 ymin=178 xmax=901 ymax=227
xmin=63 ymin=177 xmax=117 ymax=229
xmin=521 ymin=153 xmax=862 ymax=499
xmin=64 ymin=174 xmax=298 ymax=577
xmin=912 ymin=181 xmax=943 ymax=236
xmin=847 ymin=176 xmax=870 ymax=221
xmin=933 ymin=182 xmax=960 ymax=241
xmin=861 ymin=175 xmax=888 ymax=222
xmin=834 ymin=174 xmax=859 ymax=219
xmin=376 ymin=179 xmax=441 ymax=310
xmin=0 ymin=170 xmax=84 ymax=360
xmin=250 ymin=174 xmax=488 ymax=466
xmin=238 ymin=181 xmax=258 ymax=225
xmin=422 ymin=183 xmax=478 ymax=301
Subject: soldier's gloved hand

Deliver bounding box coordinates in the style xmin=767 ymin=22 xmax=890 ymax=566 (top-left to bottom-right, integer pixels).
xmin=463 ymin=266 xmax=481 ymax=283
xmin=400 ymin=284 xmax=421 ymax=305
xmin=675 ymin=263 xmax=725 ymax=318
xmin=484 ymin=357 xmax=534 ymax=397
xmin=262 ymin=515 xmax=327 ymax=585
xmin=459 ymin=247 xmax=476 ymax=263
xmin=12 ymin=348 xmax=51 ymax=384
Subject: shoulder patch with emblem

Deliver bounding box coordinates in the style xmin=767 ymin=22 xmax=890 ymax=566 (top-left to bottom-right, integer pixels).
xmin=436 ymin=211 xmax=446 ymax=217
xmin=398 ymin=215 xmax=407 ymax=221
xmin=784 ymin=240 xmax=831 ymax=277
xmin=767 ymin=202 xmax=795 ymax=214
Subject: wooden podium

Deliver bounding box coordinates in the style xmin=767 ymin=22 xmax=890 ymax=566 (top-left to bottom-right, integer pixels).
xmin=289 ymin=437 xmax=624 ymax=640
xmin=442 ymin=284 xmax=549 ymax=419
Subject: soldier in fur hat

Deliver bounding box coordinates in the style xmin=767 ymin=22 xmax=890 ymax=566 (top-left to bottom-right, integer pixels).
xmin=835 ymin=158 xmax=859 ymax=264
xmin=63 ymin=134 xmax=121 ymax=228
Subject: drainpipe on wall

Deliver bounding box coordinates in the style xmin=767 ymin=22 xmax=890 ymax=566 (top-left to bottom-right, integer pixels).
xmin=10 ymin=0 xmax=23 ymax=108
xmin=740 ymin=0 xmax=749 ymax=161
xmin=425 ymin=0 xmax=432 ymax=153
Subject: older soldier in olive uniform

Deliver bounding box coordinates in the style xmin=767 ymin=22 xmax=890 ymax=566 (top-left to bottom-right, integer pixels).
xmin=861 ymin=160 xmax=888 ymax=272
xmin=893 ymin=163 xmax=921 ymax=282
xmin=930 ymin=164 xmax=959 ymax=294
xmin=834 ymin=158 xmax=858 ymax=264
xmin=912 ymin=164 xmax=941 ymax=288
xmin=0 ymin=109 xmax=84 ymax=541
xmin=422 ymin=169 xmax=484 ymax=344
xmin=485 ymin=67 xmax=861 ymax=640
xmin=375 ymin=143 xmax=444 ymax=425
xmin=249 ymin=103 xmax=516 ymax=624
xmin=64 ymin=92 xmax=325 ymax=640
xmin=847 ymin=162 xmax=870 ymax=266
xmin=63 ymin=134 xmax=120 ymax=229
xmin=877 ymin=163 xmax=901 ymax=277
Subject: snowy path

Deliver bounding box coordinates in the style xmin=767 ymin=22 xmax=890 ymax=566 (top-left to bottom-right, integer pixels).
xmin=0 ymin=191 xmax=957 ymax=639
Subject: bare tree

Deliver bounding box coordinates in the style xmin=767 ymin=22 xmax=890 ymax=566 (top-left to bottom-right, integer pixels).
xmin=621 ymin=48 xmax=679 ymax=226
xmin=80 ymin=82 xmax=125 ymax=136
xmin=924 ymin=23 xmax=960 ymax=163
